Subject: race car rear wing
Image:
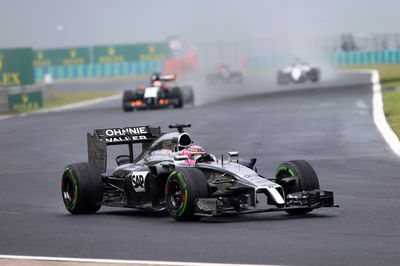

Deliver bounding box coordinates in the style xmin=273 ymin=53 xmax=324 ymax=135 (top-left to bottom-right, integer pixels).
xmin=151 ymin=73 xmax=177 ymax=82
xmin=87 ymin=126 xmax=161 ymax=173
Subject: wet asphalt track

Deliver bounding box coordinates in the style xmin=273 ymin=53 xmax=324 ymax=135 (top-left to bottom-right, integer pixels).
xmin=0 ymin=74 xmax=399 ymax=266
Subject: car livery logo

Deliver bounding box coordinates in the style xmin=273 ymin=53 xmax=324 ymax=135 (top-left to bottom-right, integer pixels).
xmin=130 ymin=171 xmax=148 ymax=192
xmin=108 ymin=47 xmax=116 ymax=56
xmin=37 ymin=51 xmax=44 ymax=60
xmin=22 ymin=94 xmax=29 ymax=103
xmin=70 ymin=49 xmax=77 ymax=58
xmin=104 ymin=126 xmax=149 ymax=143
xmin=148 ymin=44 xmax=156 ymax=54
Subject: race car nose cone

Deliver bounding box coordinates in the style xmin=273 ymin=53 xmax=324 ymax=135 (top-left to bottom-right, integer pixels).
xmin=291 ymin=68 xmax=302 ymax=80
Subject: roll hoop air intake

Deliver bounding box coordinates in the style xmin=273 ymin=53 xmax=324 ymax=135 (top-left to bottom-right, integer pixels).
xmin=169 ymin=124 xmax=192 ymax=150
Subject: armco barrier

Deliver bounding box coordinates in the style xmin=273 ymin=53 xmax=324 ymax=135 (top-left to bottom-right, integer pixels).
xmin=245 ymin=50 xmax=400 ymax=70
xmin=246 ymin=55 xmax=326 ymax=69
xmin=34 ymin=61 xmax=163 ymax=81
xmin=331 ymin=50 xmax=400 ymax=65
xmin=247 ymin=55 xmax=291 ymax=69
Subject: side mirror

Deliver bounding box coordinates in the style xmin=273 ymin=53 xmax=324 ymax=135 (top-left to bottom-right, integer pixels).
xmin=228 ymin=151 xmax=239 ymax=162
xmin=116 ymin=155 xmax=130 ymax=166
xmin=250 ymin=158 xmax=257 ymax=169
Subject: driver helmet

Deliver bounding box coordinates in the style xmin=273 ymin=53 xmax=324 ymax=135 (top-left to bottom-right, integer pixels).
xmin=151 ymin=73 xmax=161 ymax=81
xmin=152 ymin=80 xmax=162 ymax=87
xmin=180 ymin=145 xmax=205 ymax=165
xmin=151 ymin=73 xmax=162 ymax=87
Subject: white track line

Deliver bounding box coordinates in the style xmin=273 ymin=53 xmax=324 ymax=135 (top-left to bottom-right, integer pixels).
xmin=370 ymin=70 xmax=400 ymax=156
xmin=0 ymin=255 xmax=273 ymax=266
xmin=0 ymin=94 xmax=121 ymax=121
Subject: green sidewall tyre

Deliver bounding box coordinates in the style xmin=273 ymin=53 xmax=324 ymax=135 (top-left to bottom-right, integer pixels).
xmin=61 ymin=162 xmax=102 ymax=214
xmin=165 ymin=172 xmax=188 ymax=218
xmin=165 ymin=168 xmax=208 ymax=221
xmin=62 ymin=167 xmax=79 ymax=212
xmin=275 ymin=160 xmax=319 ymax=215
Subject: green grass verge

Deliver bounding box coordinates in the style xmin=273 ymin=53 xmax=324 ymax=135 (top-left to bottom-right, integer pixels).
xmin=383 ymin=90 xmax=400 ymax=137
xmin=340 ymin=64 xmax=400 ymax=86
xmin=44 ymin=91 xmax=118 ymax=109
xmin=1 ymin=91 xmax=118 ymax=115
xmin=379 ymin=80 xmax=400 ymax=88
xmin=341 ymin=64 xmax=400 ymax=137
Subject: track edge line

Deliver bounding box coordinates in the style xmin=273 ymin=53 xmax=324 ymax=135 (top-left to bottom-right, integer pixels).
xmin=0 ymin=255 xmax=275 ymax=266
xmin=370 ymin=70 xmax=400 ymax=156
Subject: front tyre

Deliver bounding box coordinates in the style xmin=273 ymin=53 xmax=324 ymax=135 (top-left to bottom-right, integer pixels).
xmin=165 ymin=168 xmax=208 ymax=221
xmin=275 ymin=160 xmax=319 ymax=215
xmin=61 ymin=162 xmax=103 ymax=214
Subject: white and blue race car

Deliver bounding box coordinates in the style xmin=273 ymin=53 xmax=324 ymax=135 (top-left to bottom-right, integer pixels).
xmin=277 ymin=60 xmax=320 ymax=85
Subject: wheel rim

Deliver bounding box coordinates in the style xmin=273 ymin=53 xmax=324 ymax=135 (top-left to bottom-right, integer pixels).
xmin=276 ymin=165 xmax=300 ymax=195
xmin=276 ymin=166 xmax=295 ymax=178
xmin=168 ymin=180 xmax=184 ymax=210
xmin=62 ymin=168 xmax=78 ymax=210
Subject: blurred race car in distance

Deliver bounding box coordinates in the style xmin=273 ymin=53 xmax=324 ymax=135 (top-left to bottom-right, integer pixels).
xmin=277 ymin=60 xmax=320 ymax=85
xmin=122 ymin=73 xmax=194 ymax=112
xmin=61 ymin=124 xmax=337 ymax=221
xmin=207 ymin=64 xmax=243 ymax=84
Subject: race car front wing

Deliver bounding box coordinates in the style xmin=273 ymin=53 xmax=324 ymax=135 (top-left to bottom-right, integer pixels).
xmin=194 ymin=190 xmax=338 ymax=216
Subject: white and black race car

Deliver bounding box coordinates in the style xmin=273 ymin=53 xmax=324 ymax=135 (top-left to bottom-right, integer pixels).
xmin=277 ymin=60 xmax=320 ymax=85
xmin=61 ymin=124 xmax=337 ymax=221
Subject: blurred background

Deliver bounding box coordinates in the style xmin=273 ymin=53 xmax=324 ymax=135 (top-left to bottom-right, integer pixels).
xmin=1 ymin=0 xmax=400 ymax=113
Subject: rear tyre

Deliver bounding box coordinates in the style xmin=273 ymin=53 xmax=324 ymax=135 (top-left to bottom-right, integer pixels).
xmin=171 ymin=87 xmax=184 ymax=108
xmin=61 ymin=162 xmax=103 ymax=214
xmin=183 ymin=86 xmax=195 ymax=106
xmin=122 ymin=91 xmax=134 ymax=112
xmin=275 ymin=160 xmax=319 ymax=215
xmin=309 ymin=68 xmax=320 ymax=82
xmin=165 ymin=168 xmax=209 ymax=221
